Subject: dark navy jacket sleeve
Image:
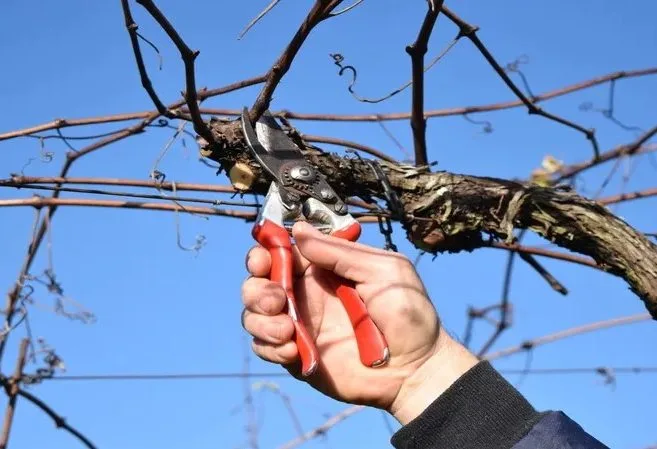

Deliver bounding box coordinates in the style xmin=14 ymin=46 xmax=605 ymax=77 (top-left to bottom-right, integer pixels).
xmin=390 ymin=361 xmax=609 ymax=449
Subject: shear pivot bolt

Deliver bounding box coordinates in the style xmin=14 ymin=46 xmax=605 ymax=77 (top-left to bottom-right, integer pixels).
xmin=320 ymin=188 xmax=334 ymax=200
xmin=290 ymin=166 xmax=314 ymax=182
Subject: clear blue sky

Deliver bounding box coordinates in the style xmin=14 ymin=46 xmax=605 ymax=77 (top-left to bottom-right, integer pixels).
xmin=1 ymin=1 xmax=656 ymax=448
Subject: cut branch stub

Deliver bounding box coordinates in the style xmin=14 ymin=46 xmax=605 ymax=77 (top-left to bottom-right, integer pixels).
xmin=200 ymin=119 xmax=657 ymax=318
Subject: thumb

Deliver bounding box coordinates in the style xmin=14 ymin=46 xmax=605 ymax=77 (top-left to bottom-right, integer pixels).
xmin=292 ymin=221 xmax=381 ymax=282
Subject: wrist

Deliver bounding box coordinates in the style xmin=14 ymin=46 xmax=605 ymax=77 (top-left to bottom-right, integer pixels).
xmin=388 ymin=328 xmax=479 ymax=425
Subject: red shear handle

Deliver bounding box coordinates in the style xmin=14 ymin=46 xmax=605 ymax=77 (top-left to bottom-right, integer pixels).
xmin=331 ymin=222 xmax=390 ymax=367
xmin=252 ymin=219 xmax=319 ymax=377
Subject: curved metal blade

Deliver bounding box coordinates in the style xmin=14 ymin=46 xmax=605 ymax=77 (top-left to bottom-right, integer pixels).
xmin=240 ymin=107 xmax=348 ymax=215
xmin=240 ymin=107 xmax=302 ymax=181
xmin=241 ymin=108 xmax=281 ymax=184
xmin=254 ymin=111 xmax=303 ymax=161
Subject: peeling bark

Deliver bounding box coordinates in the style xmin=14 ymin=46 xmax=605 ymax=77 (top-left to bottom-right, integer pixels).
xmin=201 ymin=119 xmax=657 ymax=318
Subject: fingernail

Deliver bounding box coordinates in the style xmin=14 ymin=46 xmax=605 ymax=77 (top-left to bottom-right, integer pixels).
xmin=244 ymin=251 xmax=251 ymax=272
xmin=292 ymin=221 xmax=309 ymax=236
xmin=295 ymin=221 xmax=310 ymax=230
xmin=296 ymin=221 xmax=320 ymax=235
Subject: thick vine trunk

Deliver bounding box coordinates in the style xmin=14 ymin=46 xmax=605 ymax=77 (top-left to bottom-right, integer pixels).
xmin=201 ymin=119 xmax=657 ymax=318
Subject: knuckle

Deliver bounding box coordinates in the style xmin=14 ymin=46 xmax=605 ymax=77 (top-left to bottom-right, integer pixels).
xmin=271 ymin=317 xmax=294 ymax=343
xmin=251 ymin=339 xmax=271 ymax=362
xmin=245 ymin=313 xmax=289 ymax=344
xmin=241 ymin=277 xmax=257 ymax=303
xmin=255 ymin=318 xmax=270 ymax=339
xmin=385 ymin=253 xmax=414 ymax=273
xmin=251 ymin=338 xmax=292 ymax=364
xmin=242 ymin=278 xmax=286 ymax=314
xmin=266 ymin=321 xmax=285 ymax=342
xmin=334 ymin=240 xmax=364 ymax=279
xmin=241 ymin=310 xmax=256 ymax=334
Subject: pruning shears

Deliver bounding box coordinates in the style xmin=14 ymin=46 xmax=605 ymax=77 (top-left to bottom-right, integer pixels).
xmin=240 ymin=107 xmax=389 ymax=377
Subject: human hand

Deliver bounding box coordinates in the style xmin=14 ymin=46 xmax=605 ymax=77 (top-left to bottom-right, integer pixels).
xmin=241 ymin=221 xmax=478 ymax=424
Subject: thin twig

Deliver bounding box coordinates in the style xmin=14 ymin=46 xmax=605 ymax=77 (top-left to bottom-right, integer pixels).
xmin=485 ymin=313 xmax=652 ymax=361
xmin=3 ymin=68 xmax=653 ymax=140
xmin=0 ymin=196 xmax=258 ymax=219
xmin=0 ymin=184 xmax=259 ymax=208
xmin=243 ymin=338 xmax=259 ymax=449
xmin=518 ymin=252 xmax=568 ymax=294
xmin=376 ymin=119 xmax=411 ymax=160
xmin=1 ymin=176 xmax=237 ymax=194
xmin=488 ymin=241 xmax=598 ymax=270
xmin=195 ymin=67 xmax=657 ymax=123
xmin=249 ymin=0 xmax=343 ymax=120
xmin=1 ymin=113 xmax=160 ymax=365
xmin=476 ymin=230 xmax=518 ymax=356
xmin=135 ymin=0 xmax=215 ymax=144
xmin=0 ymin=339 xmax=29 ymax=449
xmin=471 ymin=226 xmax=568 ymax=354
xmin=120 ymin=0 xmax=173 ymax=117
xmin=406 ymin=0 xmax=444 ymax=166
xmin=0 ymin=197 xmax=382 ymax=224
xmin=10 ymin=387 xmax=96 ymax=449
xmin=556 ymin=128 xmax=657 ymax=182
xmin=440 ymin=5 xmax=600 ymax=158
xmin=276 ymin=405 xmax=364 ymax=449
xmin=253 ymin=383 xmax=305 ymax=439
xmin=301 ymin=134 xmax=398 ymax=163
xmin=598 ymin=188 xmax=657 ymax=206
xmin=1 ymin=73 xmax=267 ymax=365
xmin=0 ymin=176 xmax=378 ymax=211
xmin=238 ymin=0 xmax=282 ymax=40
xmin=329 ymin=0 xmax=365 ymax=17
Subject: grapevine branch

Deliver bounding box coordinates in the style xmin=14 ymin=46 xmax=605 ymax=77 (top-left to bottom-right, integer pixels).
xmin=8 ymin=387 xmax=96 ymax=449
xmin=484 ymin=313 xmax=652 ymax=360
xmin=0 ymin=117 xmax=161 ymax=365
xmin=133 ymin=0 xmax=216 ymax=144
xmin=200 ymin=123 xmax=657 ymax=317
xmin=0 ymin=197 xmax=258 ymax=219
xmin=439 ymin=5 xmax=600 ymax=158
xmin=0 ymin=339 xmax=28 ymax=449
xmin=2 ymin=67 xmax=654 ymax=140
xmin=406 ymin=0 xmax=445 ymax=166
xmin=555 ymin=127 xmax=657 ymax=181
xmin=1 ymin=75 xmax=267 ymax=365
xmin=120 ymin=0 xmax=173 ymax=118
xmin=249 ymin=0 xmax=345 ymax=121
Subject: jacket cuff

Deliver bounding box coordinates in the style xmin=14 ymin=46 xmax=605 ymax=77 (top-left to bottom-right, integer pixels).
xmin=390 ymin=361 xmax=544 ymax=449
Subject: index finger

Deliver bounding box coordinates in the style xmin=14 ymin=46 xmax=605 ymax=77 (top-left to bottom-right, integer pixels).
xmin=291 ymin=221 xmax=394 ymax=282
